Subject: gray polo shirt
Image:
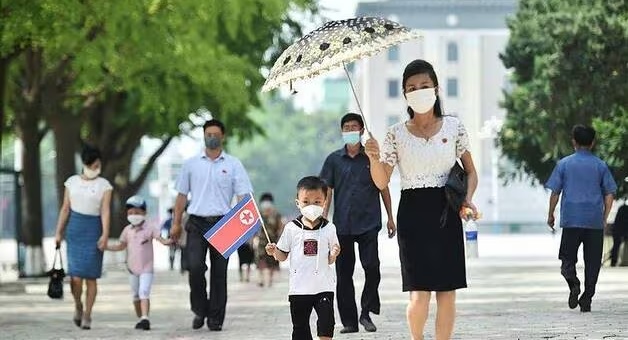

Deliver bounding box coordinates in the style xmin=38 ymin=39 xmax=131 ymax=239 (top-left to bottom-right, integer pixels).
xmin=320 ymin=146 xmax=382 ymax=235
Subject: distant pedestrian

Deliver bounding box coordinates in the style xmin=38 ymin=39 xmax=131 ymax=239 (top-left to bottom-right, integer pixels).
xmin=54 ymin=144 xmax=112 ymax=330
xmin=546 ymin=124 xmax=617 ymax=312
xmin=265 ymin=176 xmax=341 ymax=340
xmin=105 ymin=196 xmax=172 ymax=330
xmin=610 ymin=203 xmax=628 ymax=266
xmin=160 ymin=208 xmax=179 ymax=271
xmin=255 ymin=192 xmax=281 ymax=287
xmin=237 ymin=241 xmax=254 ymax=282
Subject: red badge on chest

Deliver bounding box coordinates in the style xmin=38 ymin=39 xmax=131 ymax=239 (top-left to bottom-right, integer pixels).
xmin=303 ymin=239 xmax=318 ymax=256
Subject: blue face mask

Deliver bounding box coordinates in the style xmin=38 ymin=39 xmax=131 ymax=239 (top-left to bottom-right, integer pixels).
xmin=342 ymin=131 xmax=361 ymax=145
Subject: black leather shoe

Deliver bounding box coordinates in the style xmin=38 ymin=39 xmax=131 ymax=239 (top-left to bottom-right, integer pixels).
xmin=208 ymin=324 xmax=223 ymax=331
xmin=579 ymin=298 xmax=591 ymax=312
xmin=359 ymin=315 xmax=377 ymax=332
xmin=568 ymin=286 xmax=580 ymax=309
xmin=192 ymin=315 xmax=205 ymax=329
xmin=339 ymin=326 xmax=359 ymax=333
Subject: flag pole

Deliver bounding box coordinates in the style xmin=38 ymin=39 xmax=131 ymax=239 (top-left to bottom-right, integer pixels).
xmin=250 ymin=194 xmax=271 ymax=243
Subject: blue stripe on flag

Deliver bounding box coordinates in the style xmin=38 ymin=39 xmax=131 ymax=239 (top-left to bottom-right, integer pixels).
xmin=203 ymin=193 xmax=252 ymax=240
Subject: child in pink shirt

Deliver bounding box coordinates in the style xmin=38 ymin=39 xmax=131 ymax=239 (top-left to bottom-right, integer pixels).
xmin=106 ymin=195 xmax=171 ymax=330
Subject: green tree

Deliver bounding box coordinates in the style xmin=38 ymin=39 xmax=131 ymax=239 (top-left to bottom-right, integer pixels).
xmin=2 ymin=0 xmax=317 ymax=274
xmin=231 ymin=96 xmax=341 ymax=217
xmin=499 ymin=0 xmax=628 ymax=197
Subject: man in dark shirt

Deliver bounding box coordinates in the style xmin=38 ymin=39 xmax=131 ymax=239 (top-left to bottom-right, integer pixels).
xmin=320 ymin=113 xmax=396 ymax=333
xmin=546 ymin=125 xmax=617 ymax=312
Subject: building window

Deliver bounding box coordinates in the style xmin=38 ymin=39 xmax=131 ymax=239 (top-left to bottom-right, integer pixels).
xmin=447 ymin=78 xmax=458 ymax=97
xmin=387 ymin=46 xmax=399 ymax=61
xmin=387 ymin=115 xmax=400 ymax=126
xmin=388 ymin=79 xmax=400 ymax=98
xmin=447 ymin=42 xmax=458 ymax=62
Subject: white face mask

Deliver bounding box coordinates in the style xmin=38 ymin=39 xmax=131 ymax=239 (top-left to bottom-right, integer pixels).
xmin=406 ymin=88 xmax=437 ymax=114
xmin=298 ymin=204 xmax=324 ymax=221
xmin=127 ymin=214 xmax=145 ymax=226
xmin=83 ymin=166 xmax=101 ymax=179
xmin=260 ymin=201 xmax=273 ymax=210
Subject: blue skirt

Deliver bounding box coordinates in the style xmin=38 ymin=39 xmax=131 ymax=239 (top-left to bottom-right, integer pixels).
xmin=66 ymin=210 xmax=104 ymax=279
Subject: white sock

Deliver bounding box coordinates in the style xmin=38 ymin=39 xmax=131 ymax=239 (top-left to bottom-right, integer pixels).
xmin=141 ymin=316 xmax=149 ymax=320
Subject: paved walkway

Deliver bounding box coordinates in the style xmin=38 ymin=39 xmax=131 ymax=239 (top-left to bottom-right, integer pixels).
xmin=1 ymin=234 xmax=628 ymax=339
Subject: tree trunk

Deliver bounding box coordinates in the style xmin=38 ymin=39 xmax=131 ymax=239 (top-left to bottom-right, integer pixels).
xmin=0 ymin=57 xmax=9 ymax=160
xmin=18 ymin=108 xmax=45 ymax=276
xmin=49 ymin=116 xmax=80 ymax=207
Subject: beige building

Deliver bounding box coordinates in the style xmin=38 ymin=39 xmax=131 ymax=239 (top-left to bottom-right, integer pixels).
xmin=353 ymin=0 xmax=548 ymax=226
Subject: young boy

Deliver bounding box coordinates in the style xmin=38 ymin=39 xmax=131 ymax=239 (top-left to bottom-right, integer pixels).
xmin=266 ymin=176 xmax=341 ymax=340
xmin=106 ymin=195 xmax=172 ymax=330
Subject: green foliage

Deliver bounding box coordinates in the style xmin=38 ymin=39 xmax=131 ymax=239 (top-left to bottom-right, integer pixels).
xmin=231 ymin=96 xmax=341 ymax=216
xmin=499 ymin=0 xmax=628 ymax=197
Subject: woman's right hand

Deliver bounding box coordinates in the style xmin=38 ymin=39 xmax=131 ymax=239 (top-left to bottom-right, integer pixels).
xmin=54 ymin=232 xmax=63 ymax=249
xmin=364 ymin=136 xmax=380 ymax=160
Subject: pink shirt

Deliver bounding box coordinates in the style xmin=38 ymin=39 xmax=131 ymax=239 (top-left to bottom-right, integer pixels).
xmin=120 ymin=223 xmax=160 ymax=275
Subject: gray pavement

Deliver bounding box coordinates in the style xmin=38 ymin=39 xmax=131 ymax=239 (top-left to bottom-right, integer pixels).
xmin=1 ymin=235 xmax=628 ymax=339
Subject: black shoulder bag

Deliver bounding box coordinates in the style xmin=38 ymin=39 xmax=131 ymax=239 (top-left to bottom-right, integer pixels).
xmin=440 ymin=160 xmax=468 ymax=228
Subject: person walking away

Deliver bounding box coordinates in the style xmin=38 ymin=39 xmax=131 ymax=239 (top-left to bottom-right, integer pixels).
xmin=546 ymin=124 xmax=617 ymax=312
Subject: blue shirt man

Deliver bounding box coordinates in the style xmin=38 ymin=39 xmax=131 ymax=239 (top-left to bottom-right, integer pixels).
xmin=319 ymin=113 xmax=395 ymax=333
xmin=545 ymin=124 xmax=616 ymax=313
xmin=170 ymin=119 xmax=253 ymax=331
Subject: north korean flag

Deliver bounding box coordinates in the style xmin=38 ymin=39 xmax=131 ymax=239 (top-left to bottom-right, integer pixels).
xmin=204 ymin=194 xmax=262 ymax=259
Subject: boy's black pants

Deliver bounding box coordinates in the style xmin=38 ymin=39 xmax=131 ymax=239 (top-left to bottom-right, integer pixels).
xmin=289 ymin=292 xmax=335 ymax=340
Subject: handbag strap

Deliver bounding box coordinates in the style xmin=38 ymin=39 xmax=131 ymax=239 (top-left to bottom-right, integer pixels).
xmin=52 ymin=248 xmax=63 ymax=270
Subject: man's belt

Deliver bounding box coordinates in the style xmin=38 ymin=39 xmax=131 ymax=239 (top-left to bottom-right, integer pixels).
xmin=190 ymin=214 xmax=224 ymax=223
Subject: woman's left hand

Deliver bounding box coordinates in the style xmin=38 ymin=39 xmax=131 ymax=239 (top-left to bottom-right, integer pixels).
xmin=460 ymin=200 xmax=479 ymax=221
xmin=97 ymin=236 xmax=108 ymax=251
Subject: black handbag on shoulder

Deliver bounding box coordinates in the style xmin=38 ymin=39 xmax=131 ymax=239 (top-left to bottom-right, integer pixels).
xmin=47 ymin=246 xmax=65 ymax=299
xmin=440 ymin=160 xmax=468 ymax=227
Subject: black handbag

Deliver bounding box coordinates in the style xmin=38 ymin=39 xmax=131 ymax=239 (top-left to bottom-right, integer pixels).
xmin=440 ymin=160 xmax=468 ymax=227
xmin=47 ymin=246 xmax=65 ymax=299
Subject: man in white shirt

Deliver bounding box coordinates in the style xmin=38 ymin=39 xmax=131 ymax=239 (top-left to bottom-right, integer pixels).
xmin=170 ymin=119 xmax=253 ymax=331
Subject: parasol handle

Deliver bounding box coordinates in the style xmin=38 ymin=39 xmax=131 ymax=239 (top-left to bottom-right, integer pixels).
xmin=343 ymin=62 xmax=370 ymax=134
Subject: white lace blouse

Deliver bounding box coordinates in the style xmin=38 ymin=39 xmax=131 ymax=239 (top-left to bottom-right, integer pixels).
xmin=380 ymin=116 xmax=470 ymax=190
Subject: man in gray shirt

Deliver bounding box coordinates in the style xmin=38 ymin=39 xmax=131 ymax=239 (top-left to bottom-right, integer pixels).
xmin=171 ymin=119 xmax=253 ymax=331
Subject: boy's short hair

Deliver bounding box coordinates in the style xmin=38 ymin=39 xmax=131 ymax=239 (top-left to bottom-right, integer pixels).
xmin=126 ymin=195 xmax=147 ymax=211
xmin=296 ymin=176 xmax=328 ymax=198
xmin=572 ymin=125 xmax=596 ymax=147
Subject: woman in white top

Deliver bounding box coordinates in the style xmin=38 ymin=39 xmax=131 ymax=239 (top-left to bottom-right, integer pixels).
xmin=54 ymin=145 xmax=113 ymax=330
xmin=365 ymin=59 xmax=479 ymax=340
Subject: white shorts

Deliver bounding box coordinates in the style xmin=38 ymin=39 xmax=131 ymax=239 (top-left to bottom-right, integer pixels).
xmin=129 ymin=273 xmax=154 ymax=301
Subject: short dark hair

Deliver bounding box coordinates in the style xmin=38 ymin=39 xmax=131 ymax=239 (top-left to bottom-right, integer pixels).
xmin=296 ymin=176 xmax=328 ymax=198
xmin=572 ymin=125 xmax=595 ymax=147
xmin=203 ymin=119 xmax=225 ymax=134
xmin=340 ymin=113 xmax=364 ymax=129
xmin=402 ymin=59 xmax=443 ymax=118
xmin=81 ymin=144 xmax=101 ymax=166
xmin=260 ymin=192 xmax=274 ymax=202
